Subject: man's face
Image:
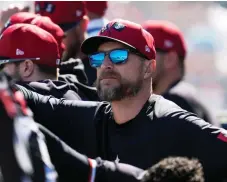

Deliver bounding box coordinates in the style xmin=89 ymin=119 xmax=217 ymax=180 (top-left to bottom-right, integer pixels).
xmin=152 ymin=51 xmax=165 ymax=89
xmin=2 ymin=62 xmax=22 ymax=81
xmin=96 ymin=42 xmax=146 ymax=101
xmin=62 ymin=25 xmax=82 ymax=61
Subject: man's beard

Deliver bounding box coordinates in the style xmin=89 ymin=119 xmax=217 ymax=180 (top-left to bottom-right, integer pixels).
xmin=62 ymin=41 xmax=81 ymax=62
xmin=96 ymin=70 xmax=143 ymax=102
xmin=11 ymin=65 xmax=22 ymax=81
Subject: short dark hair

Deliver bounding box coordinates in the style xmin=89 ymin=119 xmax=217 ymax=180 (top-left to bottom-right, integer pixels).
xmin=141 ymin=157 xmax=204 ymax=182
xmin=37 ymin=64 xmax=57 ymax=77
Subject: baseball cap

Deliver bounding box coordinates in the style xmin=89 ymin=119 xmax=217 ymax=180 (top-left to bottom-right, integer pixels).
xmin=142 ymin=20 xmax=187 ymax=60
xmin=34 ymin=1 xmax=87 ymax=31
xmin=81 ymin=19 xmax=156 ymax=60
xmin=0 ymin=24 xmax=60 ymax=67
xmin=86 ymin=1 xmax=108 ymax=17
xmin=1 ymin=12 xmax=65 ymax=58
xmin=31 ymin=16 xmax=65 ymax=57
xmin=1 ymin=12 xmax=38 ymax=34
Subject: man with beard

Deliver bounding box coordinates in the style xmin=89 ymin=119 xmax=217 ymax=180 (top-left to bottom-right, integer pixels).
xmin=0 ymin=71 xmax=203 ymax=182
xmin=14 ymin=19 xmax=227 ymax=182
xmin=35 ymin=1 xmax=97 ymax=86
xmin=142 ymin=20 xmax=218 ymax=126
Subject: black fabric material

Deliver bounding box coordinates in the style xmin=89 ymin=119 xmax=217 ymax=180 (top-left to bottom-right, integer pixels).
xmin=16 ymin=85 xmax=227 ymax=182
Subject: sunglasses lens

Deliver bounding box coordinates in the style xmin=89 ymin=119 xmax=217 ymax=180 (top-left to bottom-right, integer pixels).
xmin=89 ymin=53 xmax=105 ymax=68
xmin=109 ymin=49 xmax=128 ymax=64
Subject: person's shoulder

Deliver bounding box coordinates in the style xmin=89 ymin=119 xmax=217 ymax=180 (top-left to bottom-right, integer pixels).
xmin=151 ymin=94 xmax=212 ymax=132
xmin=165 ymin=81 xmax=203 ymax=107
xmin=150 ymin=94 xmax=183 ymax=117
xmin=152 ymin=94 xmax=204 ymax=122
xmin=17 ymin=79 xmax=83 ymax=100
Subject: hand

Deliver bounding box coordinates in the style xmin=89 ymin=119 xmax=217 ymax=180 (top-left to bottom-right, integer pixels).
xmin=0 ymin=4 xmax=30 ymax=28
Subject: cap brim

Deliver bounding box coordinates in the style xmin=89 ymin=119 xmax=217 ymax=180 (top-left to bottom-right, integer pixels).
xmin=81 ymin=36 xmax=137 ymax=55
xmin=0 ymin=57 xmax=40 ymax=66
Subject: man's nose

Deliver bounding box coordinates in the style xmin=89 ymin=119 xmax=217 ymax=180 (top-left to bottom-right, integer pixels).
xmin=100 ymin=55 xmax=114 ymax=70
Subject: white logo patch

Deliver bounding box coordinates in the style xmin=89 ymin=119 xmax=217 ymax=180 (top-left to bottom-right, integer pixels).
xmin=16 ymin=49 xmax=24 ymax=55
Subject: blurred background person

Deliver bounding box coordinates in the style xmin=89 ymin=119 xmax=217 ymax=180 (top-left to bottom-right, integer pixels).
xmin=142 ymin=20 xmax=218 ymax=126
xmin=35 ymin=1 xmax=97 ymax=87
xmin=0 ymin=12 xmax=98 ymax=101
xmin=86 ymin=1 xmax=109 ymax=38
xmin=35 ymin=1 xmax=88 ymax=62
xmin=0 ymin=23 xmax=82 ymax=100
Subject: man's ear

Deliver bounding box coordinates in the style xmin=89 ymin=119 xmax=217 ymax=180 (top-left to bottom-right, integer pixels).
xmin=79 ymin=16 xmax=89 ymax=33
xmin=144 ymin=59 xmax=156 ymax=79
xmin=164 ymin=51 xmax=178 ymax=70
xmin=19 ymin=60 xmax=34 ymax=78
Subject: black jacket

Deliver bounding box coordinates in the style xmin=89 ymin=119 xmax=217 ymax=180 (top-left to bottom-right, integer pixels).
xmin=0 ymin=72 xmax=143 ymax=182
xmin=16 ymin=85 xmax=227 ymax=182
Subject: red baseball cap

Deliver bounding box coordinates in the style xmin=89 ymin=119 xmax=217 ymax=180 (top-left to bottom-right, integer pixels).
xmin=2 ymin=12 xmax=65 ymax=58
xmin=86 ymin=1 xmax=108 ymax=16
xmin=142 ymin=20 xmax=187 ymax=60
xmin=34 ymin=1 xmax=87 ymax=31
xmin=31 ymin=16 xmax=65 ymax=58
xmin=81 ymin=19 xmax=156 ymax=60
xmin=0 ymin=24 xmax=60 ymax=67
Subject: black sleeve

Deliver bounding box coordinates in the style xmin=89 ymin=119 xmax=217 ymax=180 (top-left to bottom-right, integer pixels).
xmin=39 ymin=125 xmax=144 ymax=182
xmin=163 ymin=93 xmax=217 ymax=125
xmin=188 ymin=119 xmax=227 ymax=181
xmin=15 ymin=84 xmax=103 ymax=157
xmin=169 ymin=112 xmax=227 ymax=181
xmin=155 ymin=97 xmax=227 ymax=181
xmin=17 ymin=81 xmax=82 ymax=100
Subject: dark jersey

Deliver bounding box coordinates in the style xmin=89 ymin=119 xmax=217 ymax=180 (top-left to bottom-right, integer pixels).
xmin=17 ymin=85 xmax=227 ymax=182
xmin=162 ymin=80 xmax=218 ymax=126
xmin=40 ymin=125 xmax=144 ymax=182
xmin=3 ymin=73 xmax=208 ymax=182
xmin=0 ymin=72 xmax=143 ymax=182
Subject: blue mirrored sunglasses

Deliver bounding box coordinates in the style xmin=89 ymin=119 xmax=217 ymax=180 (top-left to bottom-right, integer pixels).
xmin=88 ymin=49 xmax=147 ymax=68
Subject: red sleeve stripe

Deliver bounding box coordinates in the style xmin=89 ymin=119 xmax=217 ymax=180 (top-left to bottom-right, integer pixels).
xmin=88 ymin=158 xmax=97 ymax=182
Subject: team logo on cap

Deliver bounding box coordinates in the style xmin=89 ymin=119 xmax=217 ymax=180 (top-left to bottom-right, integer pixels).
xmin=76 ymin=10 xmax=82 ymax=17
xmin=112 ymin=22 xmax=125 ymax=32
xmin=16 ymin=49 xmax=24 ymax=56
xmin=4 ymin=19 xmax=12 ymax=29
xmin=100 ymin=23 xmax=111 ymax=34
xmin=145 ymin=45 xmax=150 ymax=52
xmin=164 ymin=40 xmax=173 ymax=48
xmin=35 ymin=4 xmax=41 ymax=13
